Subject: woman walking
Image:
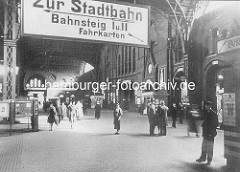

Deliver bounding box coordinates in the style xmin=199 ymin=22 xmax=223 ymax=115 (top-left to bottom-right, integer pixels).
xmin=76 ymin=100 xmax=84 ymax=120
xmin=47 ymin=102 xmax=57 ymax=131
xmin=68 ymin=102 xmax=76 ymax=129
xmin=186 ymin=104 xmax=199 ymax=137
xmin=95 ymin=101 xmax=101 ymax=119
xmin=171 ymin=102 xmax=178 ymax=128
xmin=113 ymin=102 xmax=123 ymax=135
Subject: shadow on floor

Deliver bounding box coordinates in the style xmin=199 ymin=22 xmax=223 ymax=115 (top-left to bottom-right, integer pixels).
xmin=178 ymin=161 xmax=228 ymax=172
xmin=0 ymin=128 xmax=44 ymax=137
xmin=173 ymin=135 xmax=201 ymax=140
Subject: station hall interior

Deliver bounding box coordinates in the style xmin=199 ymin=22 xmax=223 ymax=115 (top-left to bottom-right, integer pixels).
xmin=1 ymin=0 xmax=240 ymax=171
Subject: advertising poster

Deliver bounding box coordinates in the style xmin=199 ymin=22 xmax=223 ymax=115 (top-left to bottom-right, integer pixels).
xmin=0 ymin=102 xmax=9 ymax=118
xmin=223 ymin=93 xmax=236 ymax=126
xmin=15 ymin=101 xmax=33 ymax=117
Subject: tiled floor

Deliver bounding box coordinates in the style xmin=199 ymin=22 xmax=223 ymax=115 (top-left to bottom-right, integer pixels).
xmin=0 ymin=109 xmax=229 ymax=172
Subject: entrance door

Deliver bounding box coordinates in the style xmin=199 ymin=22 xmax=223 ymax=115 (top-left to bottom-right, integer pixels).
xmin=206 ymin=65 xmax=225 ymax=123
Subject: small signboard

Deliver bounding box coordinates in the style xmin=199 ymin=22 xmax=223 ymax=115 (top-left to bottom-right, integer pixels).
xmin=0 ymin=102 xmax=9 ymax=118
xmin=22 ymin=0 xmax=149 ymax=47
xmin=0 ymin=82 xmax=3 ymax=100
xmin=217 ymin=34 xmax=240 ymax=54
xmin=33 ymin=100 xmax=39 ymax=116
xmin=223 ymin=93 xmax=236 ymax=126
xmin=15 ymin=101 xmax=33 ymax=117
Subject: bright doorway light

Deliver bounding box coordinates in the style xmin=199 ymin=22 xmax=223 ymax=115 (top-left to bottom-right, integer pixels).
xmin=84 ymin=63 xmax=94 ymax=73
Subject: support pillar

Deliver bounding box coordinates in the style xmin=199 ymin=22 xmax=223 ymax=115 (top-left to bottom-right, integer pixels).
xmin=3 ymin=0 xmax=17 ymax=100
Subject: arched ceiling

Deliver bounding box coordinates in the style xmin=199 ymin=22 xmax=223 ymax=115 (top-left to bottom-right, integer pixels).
xmin=20 ymin=37 xmax=103 ymax=72
xmin=119 ymin=0 xmax=200 ymax=27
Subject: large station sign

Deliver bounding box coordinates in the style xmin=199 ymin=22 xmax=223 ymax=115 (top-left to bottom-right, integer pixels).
xmin=22 ymin=0 xmax=150 ymax=47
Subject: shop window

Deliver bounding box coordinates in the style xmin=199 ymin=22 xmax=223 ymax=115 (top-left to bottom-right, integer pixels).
xmin=118 ymin=55 xmax=121 ymax=76
xmin=122 ymin=46 xmax=124 ymax=75
xmin=133 ymin=48 xmax=136 ymax=72
xmin=129 ymin=47 xmax=132 ymax=73
xmin=159 ymin=68 xmax=165 ymax=84
xmin=125 ymin=47 xmax=128 ymax=74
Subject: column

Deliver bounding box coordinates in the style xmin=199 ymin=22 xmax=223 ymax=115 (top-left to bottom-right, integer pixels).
xmin=3 ymin=0 xmax=17 ymax=99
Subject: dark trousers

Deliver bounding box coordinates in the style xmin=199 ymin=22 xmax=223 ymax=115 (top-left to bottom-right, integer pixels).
xmin=150 ymin=124 xmax=155 ymax=135
xmin=149 ymin=119 xmax=155 ymax=135
xmin=200 ymin=137 xmax=214 ymax=162
xmin=172 ymin=117 xmax=177 ymax=128
xmin=159 ymin=126 xmax=166 ymax=135
xmin=179 ymin=111 xmax=184 ymax=124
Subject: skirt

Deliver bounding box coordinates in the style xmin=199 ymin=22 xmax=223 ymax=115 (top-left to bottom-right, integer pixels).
xmin=114 ymin=119 xmax=120 ymax=130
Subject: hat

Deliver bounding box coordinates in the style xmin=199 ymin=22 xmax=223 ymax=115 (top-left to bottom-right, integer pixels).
xmin=160 ymin=101 xmax=165 ymax=106
xmin=205 ymin=101 xmax=212 ymax=106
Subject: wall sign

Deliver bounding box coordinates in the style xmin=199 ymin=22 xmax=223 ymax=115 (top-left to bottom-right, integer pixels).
xmin=22 ymin=0 xmax=150 ymax=47
xmin=15 ymin=101 xmax=33 ymax=117
xmin=223 ymin=93 xmax=236 ymax=126
xmin=217 ymin=34 xmax=240 ymax=54
xmin=0 ymin=82 xmax=3 ymax=99
xmin=0 ymin=102 xmax=9 ymax=118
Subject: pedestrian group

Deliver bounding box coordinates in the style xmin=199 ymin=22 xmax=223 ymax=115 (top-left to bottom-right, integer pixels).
xmin=46 ymin=99 xmax=219 ymax=165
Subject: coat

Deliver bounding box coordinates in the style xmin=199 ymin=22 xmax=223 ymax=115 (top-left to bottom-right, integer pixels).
xmin=113 ymin=108 xmax=123 ymax=130
xmin=48 ymin=106 xmax=57 ymax=124
xmin=147 ymin=106 xmax=155 ymax=125
xmin=156 ymin=106 xmax=167 ymax=127
xmin=201 ymin=109 xmax=219 ymax=138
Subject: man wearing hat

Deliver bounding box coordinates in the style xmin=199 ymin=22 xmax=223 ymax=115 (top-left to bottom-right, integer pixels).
xmin=196 ymin=101 xmax=219 ymax=165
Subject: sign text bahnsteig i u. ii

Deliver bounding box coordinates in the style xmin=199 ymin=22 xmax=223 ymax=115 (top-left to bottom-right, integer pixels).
xmin=22 ymin=0 xmax=149 ymax=46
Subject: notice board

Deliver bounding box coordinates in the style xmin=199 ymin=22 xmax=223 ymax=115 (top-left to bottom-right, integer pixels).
xmin=223 ymin=93 xmax=236 ymax=126
xmin=0 ymin=102 xmax=9 ymax=118
xmin=15 ymin=101 xmax=33 ymax=117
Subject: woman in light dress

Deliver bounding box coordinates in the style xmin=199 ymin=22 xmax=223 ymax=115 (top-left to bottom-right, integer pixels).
xmin=76 ymin=100 xmax=84 ymax=120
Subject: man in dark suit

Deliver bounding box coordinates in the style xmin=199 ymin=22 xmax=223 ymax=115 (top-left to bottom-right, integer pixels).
xmin=147 ymin=101 xmax=156 ymax=136
xmin=196 ymin=101 xmax=219 ymax=165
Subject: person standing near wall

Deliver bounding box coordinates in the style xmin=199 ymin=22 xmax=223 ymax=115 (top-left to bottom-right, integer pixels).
xmin=196 ymin=101 xmax=219 ymax=165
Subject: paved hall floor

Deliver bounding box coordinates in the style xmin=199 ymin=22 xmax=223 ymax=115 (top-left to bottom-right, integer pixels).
xmin=0 ymin=109 xmax=233 ymax=172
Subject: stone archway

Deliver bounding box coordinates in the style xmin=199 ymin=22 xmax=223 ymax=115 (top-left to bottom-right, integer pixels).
xmin=203 ymin=60 xmax=225 ymax=111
